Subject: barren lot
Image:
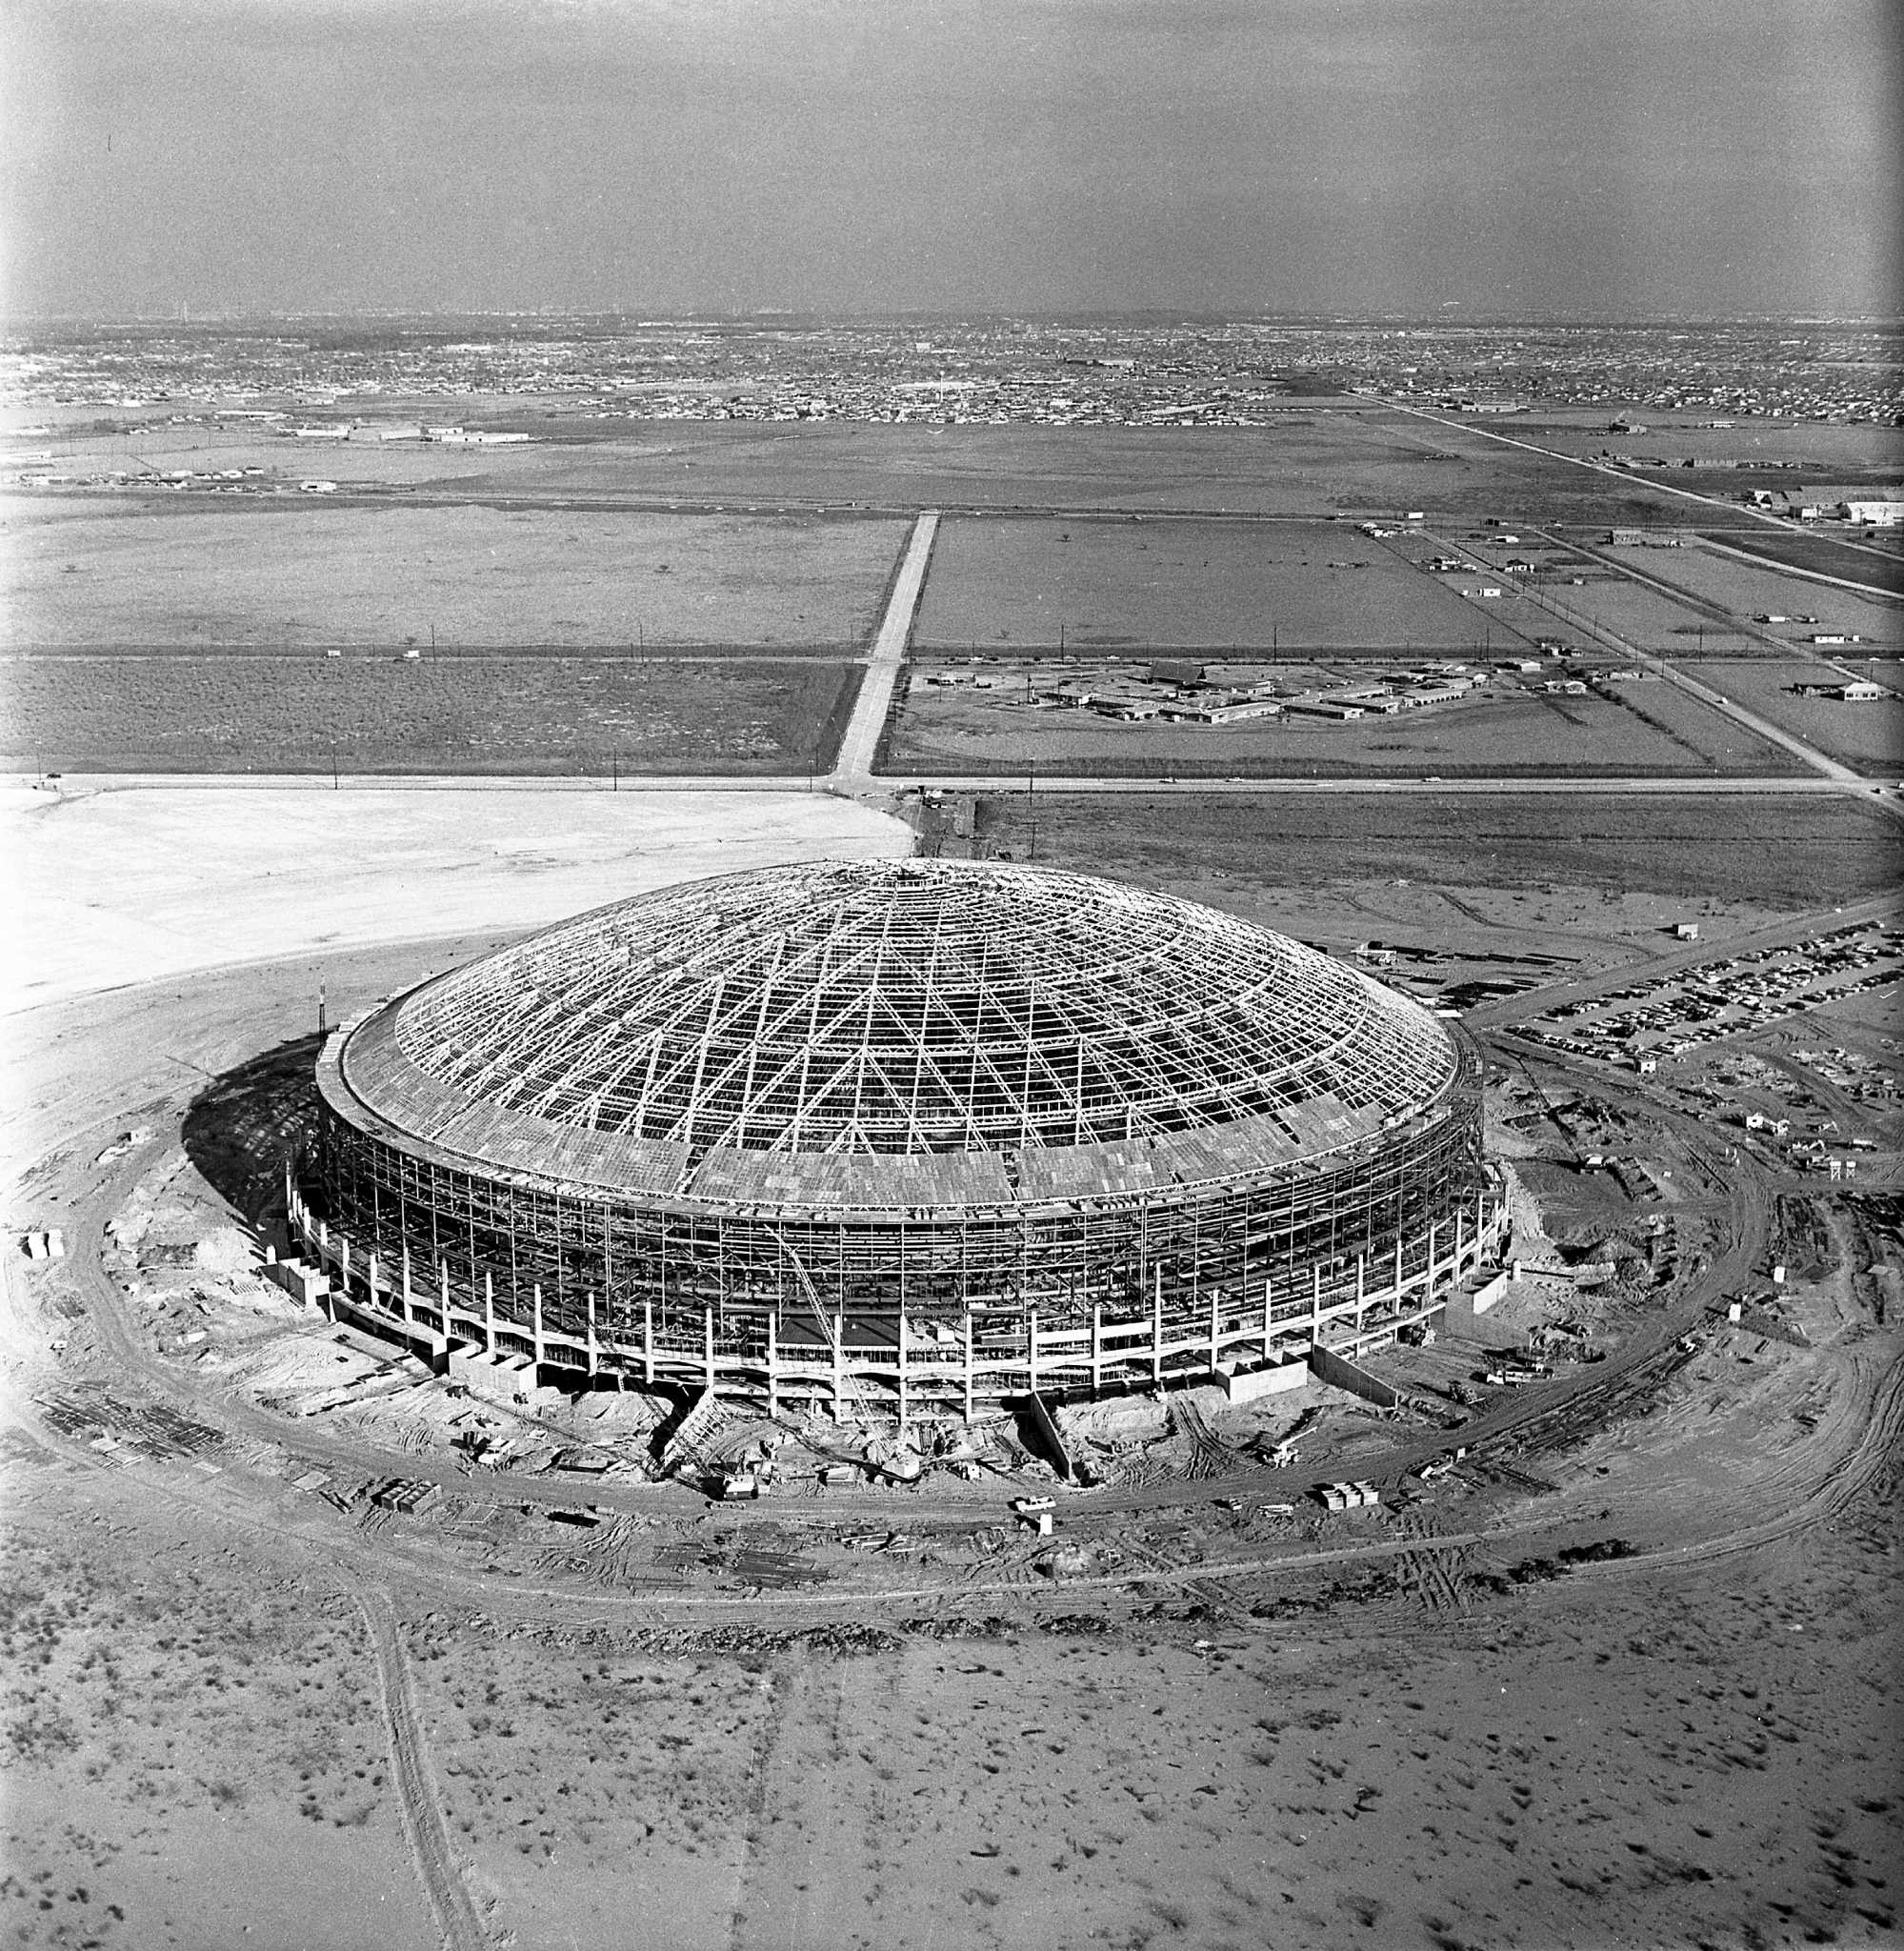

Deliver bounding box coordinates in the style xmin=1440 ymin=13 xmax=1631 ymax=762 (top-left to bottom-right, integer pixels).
xmin=915 ymin=517 xmax=1498 ymax=652
xmin=969 ymin=792 xmax=1904 ymax=911
xmin=0 ymin=500 xmax=906 ymax=648
xmin=0 ymin=782 xmax=910 ymax=1016
xmin=0 ymin=654 xmax=862 ymax=775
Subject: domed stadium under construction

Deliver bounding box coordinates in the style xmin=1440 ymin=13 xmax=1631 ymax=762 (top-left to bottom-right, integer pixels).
xmin=293 ymin=857 xmax=1502 ymax=1422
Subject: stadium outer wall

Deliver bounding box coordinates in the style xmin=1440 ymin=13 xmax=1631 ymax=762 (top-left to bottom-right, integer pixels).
xmin=291 ymin=1026 xmax=1504 ymax=1424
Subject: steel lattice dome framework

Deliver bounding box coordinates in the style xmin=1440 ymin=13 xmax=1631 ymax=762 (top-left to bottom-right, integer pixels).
xmin=303 ymin=858 xmax=1500 ymax=1418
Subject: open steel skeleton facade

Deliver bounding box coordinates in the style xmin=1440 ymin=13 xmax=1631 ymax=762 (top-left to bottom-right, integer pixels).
xmin=297 ymin=858 xmax=1503 ymax=1421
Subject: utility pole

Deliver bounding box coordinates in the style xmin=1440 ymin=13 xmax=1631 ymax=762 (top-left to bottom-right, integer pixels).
xmin=317 ymin=982 xmax=328 ymax=1038
xmin=612 ymin=750 xmax=619 ymax=793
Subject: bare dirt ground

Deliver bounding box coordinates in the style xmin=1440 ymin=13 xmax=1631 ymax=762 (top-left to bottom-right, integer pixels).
xmin=3 ymin=786 xmax=1900 ymax=1949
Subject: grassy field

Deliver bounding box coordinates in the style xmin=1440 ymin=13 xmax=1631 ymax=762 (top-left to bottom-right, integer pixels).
xmin=1504 ymin=553 xmax=1763 ymax=656
xmin=971 ymin=792 xmax=1904 ymax=908
xmin=0 ymin=499 xmax=906 ymax=648
xmin=0 ymin=654 xmax=862 ymax=774
xmin=886 ymin=667 xmax=1805 ymax=778
xmin=1587 ymin=541 xmax=1901 ymax=651
xmin=13 ymin=407 xmax=1715 ymax=523
xmin=1688 ymin=658 xmax=1904 ymax=774
xmin=1693 ymin=527 xmax=1904 ymax=597
xmin=913 ymin=516 xmax=1491 ymax=652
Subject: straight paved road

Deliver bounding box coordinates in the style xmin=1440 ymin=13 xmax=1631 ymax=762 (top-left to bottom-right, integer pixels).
xmin=830 ymin=511 xmax=938 ymax=786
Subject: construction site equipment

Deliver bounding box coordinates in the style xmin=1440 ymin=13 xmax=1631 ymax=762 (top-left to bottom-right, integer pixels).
xmin=370 ymin=1478 xmax=442 ymax=1515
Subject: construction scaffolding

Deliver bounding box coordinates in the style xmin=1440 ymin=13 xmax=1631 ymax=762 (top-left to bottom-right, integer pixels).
xmin=299 ymin=858 xmax=1504 ymax=1423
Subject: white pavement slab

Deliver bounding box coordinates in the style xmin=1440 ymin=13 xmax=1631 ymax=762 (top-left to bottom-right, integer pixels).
xmin=2 ymin=784 xmax=912 ymax=1011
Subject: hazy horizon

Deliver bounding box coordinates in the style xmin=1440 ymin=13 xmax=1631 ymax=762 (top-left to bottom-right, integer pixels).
xmin=4 ymin=0 xmax=1899 ymax=324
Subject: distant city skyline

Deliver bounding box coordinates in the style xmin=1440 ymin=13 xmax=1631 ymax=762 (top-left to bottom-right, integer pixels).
xmin=4 ymin=0 xmax=1898 ymax=323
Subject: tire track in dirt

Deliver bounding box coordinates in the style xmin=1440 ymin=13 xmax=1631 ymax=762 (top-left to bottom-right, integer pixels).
xmin=354 ymin=1582 xmax=494 ymax=1951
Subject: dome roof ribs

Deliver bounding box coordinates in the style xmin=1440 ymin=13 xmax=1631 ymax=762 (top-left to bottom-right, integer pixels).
xmin=371 ymin=858 xmax=1459 ymax=1197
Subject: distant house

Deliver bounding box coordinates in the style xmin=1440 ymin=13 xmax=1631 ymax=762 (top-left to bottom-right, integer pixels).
xmin=1796 ymin=679 xmax=1891 ymax=702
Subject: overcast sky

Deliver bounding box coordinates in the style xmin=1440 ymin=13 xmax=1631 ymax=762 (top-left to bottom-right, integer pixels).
xmin=4 ymin=0 xmax=1898 ymax=320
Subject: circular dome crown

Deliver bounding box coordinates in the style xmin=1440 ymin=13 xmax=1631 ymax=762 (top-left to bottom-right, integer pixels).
xmin=370 ymin=859 xmax=1456 ymax=1176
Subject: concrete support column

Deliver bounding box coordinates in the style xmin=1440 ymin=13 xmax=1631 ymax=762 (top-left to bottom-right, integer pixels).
xmin=1028 ymin=1309 xmax=1039 ymax=1397
xmin=832 ymin=1311 xmax=847 ymax=1424
xmin=703 ymin=1307 xmax=715 ymax=1392
xmin=586 ymin=1291 xmax=598 ymax=1377
xmin=643 ymin=1300 xmax=654 ymax=1387
xmin=339 ymin=1236 xmax=351 ymax=1295
xmin=963 ymin=1312 xmax=974 ymax=1425
xmin=1311 ymin=1265 xmax=1323 ymax=1349
xmin=439 ymin=1261 xmax=451 ymax=1335
xmin=401 ymin=1249 xmax=412 ymax=1326
xmin=767 ymin=1309 xmax=780 ymax=1420
xmin=1091 ymin=1303 xmax=1103 ymax=1397
xmin=367 ymin=1253 xmax=380 ymax=1310
xmin=1262 ymin=1281 xmax=1273 ymax=1368
xmin=896 ymin=1313 xmax=909 ymax=1438
xmin=1208 ymin=1293 xmax=1220 ymax=1377
xmin=533 ymin=1284 xmax=547 ymax=1367
xmin=1355 ymin=1254 xmax=1366 ymax=1337
xmin=1152 ymin=1267 xmax=1164 ymax=1386
xmin=485 ymin=1273 xmax=496 ymax=1354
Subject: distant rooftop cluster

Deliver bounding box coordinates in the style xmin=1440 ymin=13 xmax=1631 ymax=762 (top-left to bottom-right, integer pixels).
xmin=4 ymin=318 xmax=1899 ymax=425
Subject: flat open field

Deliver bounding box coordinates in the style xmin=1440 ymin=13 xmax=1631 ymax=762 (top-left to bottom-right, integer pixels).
xmin=1511 ymin=414 xmax=1904 ymax=472
xmin=1 ymin=778 xmax=910 ymax=1027
xmin=1591 ymin=541 xmax=1901 ymax=652
xmin=0 ymin=499 xmax=905 ymax=648
xmin=913 ymin=516 xmax=1491 ymax=652
xmin=1501 ymin=554 xmax=1766 ymax=657
xmin=1685 ymin=658 xmax=1904 ymax=774
xmin=0 ymin=654 xmax=862 ymax=775
xmin=10 ymin=408 xmax=1715 ymax=524
xmin=887 ymin=668 xmax=1804 ymax=779
xmin=1693 ymin=526 xmax=1904 ymax=597
xmin=972 ymin=792 xmax=1904 ymax=911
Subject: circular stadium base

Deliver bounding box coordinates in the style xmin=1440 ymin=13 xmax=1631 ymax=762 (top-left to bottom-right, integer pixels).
xmin=284 ymin=1178 xmax=1506 ymax=1426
